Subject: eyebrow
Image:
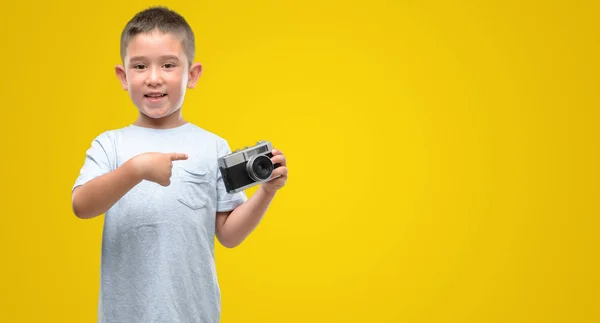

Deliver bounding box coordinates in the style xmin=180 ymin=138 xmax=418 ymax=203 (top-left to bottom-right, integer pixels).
xmin=129 ymin=55 xmax=181 ymax=62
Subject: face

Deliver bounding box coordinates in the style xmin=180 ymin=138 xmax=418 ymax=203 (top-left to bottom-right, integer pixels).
xmin=116 ymin=31 xmax=202 ymax=125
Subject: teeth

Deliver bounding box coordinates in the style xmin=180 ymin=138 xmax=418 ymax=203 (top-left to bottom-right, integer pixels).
xmin=146 ymin=94 xmax=166 ymax=98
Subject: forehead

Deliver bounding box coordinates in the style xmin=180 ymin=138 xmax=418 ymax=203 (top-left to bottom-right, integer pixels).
xmin=125 ymin=31 xmax=186 ymax=61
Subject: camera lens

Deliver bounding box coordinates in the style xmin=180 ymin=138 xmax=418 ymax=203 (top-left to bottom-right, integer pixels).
xmin=246 ymin=155 xmax=274 ymax=182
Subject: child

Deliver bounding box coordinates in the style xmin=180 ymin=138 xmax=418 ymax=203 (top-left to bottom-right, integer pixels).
xmin=71 ymin=6 xmax=288 ymax=323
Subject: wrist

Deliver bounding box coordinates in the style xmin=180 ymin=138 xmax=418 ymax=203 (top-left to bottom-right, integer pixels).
xmin=122 ymin=157 xmax=145 ymax=183
xmin=259 ymin=185 xmax=278 ymax=197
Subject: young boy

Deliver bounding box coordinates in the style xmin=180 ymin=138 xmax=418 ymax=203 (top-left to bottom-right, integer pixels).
xmin=71 ymin=6 xmax=288 ymax=323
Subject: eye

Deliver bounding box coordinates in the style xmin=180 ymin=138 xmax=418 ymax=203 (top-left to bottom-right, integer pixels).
xmin=163 ymin=63 xmax=176 ymax=69
xmin=133 ymin=64 xmax=146 ymax=70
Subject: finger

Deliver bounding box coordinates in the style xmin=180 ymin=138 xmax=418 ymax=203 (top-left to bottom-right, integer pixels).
xmin=160 ymin=179 xmax=171 ymax=187
xmin=271 ymin=154 xmax=286 ymax=166
xmin=271 ymin=149 xmax=283 ymax=156
xmin=271 ymin=166 xmax=288 ymax=178
xmin=169 ymin=153 xmax=188 ymax=161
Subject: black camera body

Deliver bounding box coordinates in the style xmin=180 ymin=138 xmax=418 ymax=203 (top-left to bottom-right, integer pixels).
xmin=218 ymin=140 xmax=281 ymax=193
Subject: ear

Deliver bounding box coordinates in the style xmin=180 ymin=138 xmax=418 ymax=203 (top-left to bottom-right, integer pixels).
xmin=115 ymin=64 xmax=128 ymax=90
xmin=187 ymin=62 xmax=203 ymax=89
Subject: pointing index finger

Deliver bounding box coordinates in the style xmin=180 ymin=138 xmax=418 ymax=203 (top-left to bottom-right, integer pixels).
xmin=170 ymin=153 xmax=189 ymax=161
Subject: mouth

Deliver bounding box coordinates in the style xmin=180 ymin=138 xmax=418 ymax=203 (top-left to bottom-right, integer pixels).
xmin=144 ymin=93 xmax=167 ymax=103
xmin=144 ymin=93 xmax=167 ymax=98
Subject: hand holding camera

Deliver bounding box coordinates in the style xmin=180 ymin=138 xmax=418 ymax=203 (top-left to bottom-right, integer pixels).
xmin=218 ymin=140 xmax=288 ymax=194
xmin=260 ymin=149 xmax=287 ymax=194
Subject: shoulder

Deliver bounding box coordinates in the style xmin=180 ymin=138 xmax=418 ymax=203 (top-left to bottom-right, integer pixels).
xmin=85 ymin=126 xmax=131 ymax=147
xmin=84 ymin=128 xmax=117 ymax=145
xmin=184 ymin=123 xmax=230 ymax=148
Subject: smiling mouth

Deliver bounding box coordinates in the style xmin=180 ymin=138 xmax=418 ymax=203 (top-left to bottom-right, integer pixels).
xmin=144 ymin=93 xmax=167 ymax=98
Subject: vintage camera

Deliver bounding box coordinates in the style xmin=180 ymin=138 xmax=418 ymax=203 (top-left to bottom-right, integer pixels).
xmin=218 ymin=140 xmax=281 ymax=193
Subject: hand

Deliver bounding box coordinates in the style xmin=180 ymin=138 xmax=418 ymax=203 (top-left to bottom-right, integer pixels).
xmin=260 ymin=149 xmax=288 ymax=194
xmin=130 ymin=152 xmax=188 ymax=186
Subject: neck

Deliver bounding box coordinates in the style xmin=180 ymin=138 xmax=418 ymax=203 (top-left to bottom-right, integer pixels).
xmin=134 ymin=110 xmax=187 ymax=129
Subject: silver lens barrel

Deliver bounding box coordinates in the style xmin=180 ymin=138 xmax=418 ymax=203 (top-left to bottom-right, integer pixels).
xmin=246 ymin=155 xmax=274 ymax=182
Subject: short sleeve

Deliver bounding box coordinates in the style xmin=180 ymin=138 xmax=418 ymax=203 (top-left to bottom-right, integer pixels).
xmin=216 ymin=138 xmax=248 ymax=212
xmin=72 ymin=132 xmax=115 ymax=192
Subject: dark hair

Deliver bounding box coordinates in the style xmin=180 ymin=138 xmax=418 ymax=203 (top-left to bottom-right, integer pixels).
xmin=120 ymin=6 xmax=195 ymax=65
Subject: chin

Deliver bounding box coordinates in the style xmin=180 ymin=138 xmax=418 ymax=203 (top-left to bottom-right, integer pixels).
xmin=138 ymin=105 xmax=174 ymax=119
xmin=145 ymin=112 xmax=174 ymax=119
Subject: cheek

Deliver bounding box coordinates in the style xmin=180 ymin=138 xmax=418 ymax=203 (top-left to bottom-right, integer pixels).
xmin=169 ymin=75 xmax=187 ymax=92
xmin=127 ymin=75 xmax=144 ymax=90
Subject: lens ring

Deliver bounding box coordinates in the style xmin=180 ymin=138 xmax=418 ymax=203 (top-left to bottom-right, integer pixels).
xmin=246 ymin=155 xmax=274 ymax=182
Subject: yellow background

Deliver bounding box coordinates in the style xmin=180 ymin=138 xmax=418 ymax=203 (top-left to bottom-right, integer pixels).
xmin=1 ymin=0 xmax=598 ymax=322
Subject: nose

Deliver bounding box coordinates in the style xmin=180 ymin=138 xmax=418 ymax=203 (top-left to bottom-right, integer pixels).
xmin=145 ymin=66 xmax=163 ymax=86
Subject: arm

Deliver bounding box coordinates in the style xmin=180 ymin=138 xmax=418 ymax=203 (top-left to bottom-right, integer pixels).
xmin=72 ymin=159 xmax=141 ymax=219
xmin=215 ymin=186 xmax=276 ymax=248
xmin=215 ymin=149 xmax=288 ymax=248
xmin=72 ymin=152 xmax=188 ymax=219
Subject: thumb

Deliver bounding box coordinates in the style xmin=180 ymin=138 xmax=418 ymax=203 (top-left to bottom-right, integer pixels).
xmin=169 ymin=153 xmax=189 ymax=161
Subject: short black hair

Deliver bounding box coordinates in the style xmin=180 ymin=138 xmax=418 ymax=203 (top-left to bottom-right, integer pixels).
xmin=120 ymin=6 xmax=195 ymax=65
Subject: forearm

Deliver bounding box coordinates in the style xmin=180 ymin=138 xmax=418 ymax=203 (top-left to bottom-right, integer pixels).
xmin=72 ymin=160 xmax=142 ymax=219
xmin=217 ymin=186 xmax=277 ymax=248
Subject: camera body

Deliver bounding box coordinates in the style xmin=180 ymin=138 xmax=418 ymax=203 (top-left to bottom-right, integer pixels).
xmin=218 ymin=140 xmax=281 ymax=193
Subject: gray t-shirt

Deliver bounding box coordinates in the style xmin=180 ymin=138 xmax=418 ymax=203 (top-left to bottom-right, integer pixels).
xmin=73 ymin=123 xmax=247 ymax=323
